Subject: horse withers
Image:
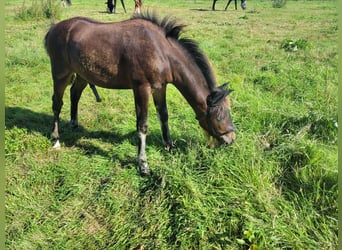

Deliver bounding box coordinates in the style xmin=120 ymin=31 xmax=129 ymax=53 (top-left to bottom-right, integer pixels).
xmin=44 ymin=13 xmax=236 ymax=175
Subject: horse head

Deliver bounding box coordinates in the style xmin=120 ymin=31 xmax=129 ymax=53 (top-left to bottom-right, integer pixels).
xmin=197 ymin=83 xmax=236 ymax=145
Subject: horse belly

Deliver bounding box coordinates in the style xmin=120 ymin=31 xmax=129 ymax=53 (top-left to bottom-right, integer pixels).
xmin=72 ymin=49 xmax=132 ymax=89
xmin=79 ymin=69 xmax=132 ymax=90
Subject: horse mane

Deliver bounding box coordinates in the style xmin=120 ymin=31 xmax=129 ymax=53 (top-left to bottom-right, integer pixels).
xmin=131 ymin=12 xmax=217 ymax=91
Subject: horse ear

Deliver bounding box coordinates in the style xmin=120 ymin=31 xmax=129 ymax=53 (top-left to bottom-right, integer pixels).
xmin=219 ymin=82 xmax=229 ymax=91
xmin=226 ymin=89 xmax=233 ymax=95
xmin=207 ymin=90 xmax=228 ymax=106
xmin=207 ymin=82 xmax=234 ymax=105
xmin=218 ymin=82 xmax=233 ymax=96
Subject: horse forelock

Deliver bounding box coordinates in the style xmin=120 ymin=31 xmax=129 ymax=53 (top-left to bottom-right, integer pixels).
xmin=131 ymin=12 xmax=217 ymax=91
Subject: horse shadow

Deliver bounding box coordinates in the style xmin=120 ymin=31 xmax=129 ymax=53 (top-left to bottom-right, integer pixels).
xmin=5 ymin=106 xmax=193 ymax=161
xmin=5 ymin=106 xmax=131 ymax=142
xmin=190 ymin=8 xmax=226 ymax=12
xmin=98 ymin=11 xmax=123 ymax=14
xmin=190 ymin=8 xmax=211 ymax=11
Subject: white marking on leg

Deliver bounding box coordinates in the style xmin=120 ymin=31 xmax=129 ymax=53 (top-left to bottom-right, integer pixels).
xmin=53 ymin=140 xmax=61 ymax=149
xmin=138 ymin=132 xmax=150 ymax=175
xmin=138 ymin=132 xmax=147 ymax=162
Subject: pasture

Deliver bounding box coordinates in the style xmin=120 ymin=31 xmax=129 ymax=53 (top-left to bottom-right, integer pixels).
xmin=5 ymin=0 xmax=337 ymax=249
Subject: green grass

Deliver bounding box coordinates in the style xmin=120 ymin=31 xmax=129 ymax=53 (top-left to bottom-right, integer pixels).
xmin=5 ymin=0 xmax=337 ymax=249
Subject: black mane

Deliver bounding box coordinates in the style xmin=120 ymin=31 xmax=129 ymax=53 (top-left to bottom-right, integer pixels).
xmin=132 ymin=12 xmax=217 ymax=91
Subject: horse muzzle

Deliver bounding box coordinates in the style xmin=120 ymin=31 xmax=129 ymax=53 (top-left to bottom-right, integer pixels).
xmin=219 ymin=130 xmax=236 ymax=145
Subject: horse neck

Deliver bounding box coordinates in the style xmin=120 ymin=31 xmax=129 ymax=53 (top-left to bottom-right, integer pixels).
xmin=169 ymin=55 xmax=212 ymax=116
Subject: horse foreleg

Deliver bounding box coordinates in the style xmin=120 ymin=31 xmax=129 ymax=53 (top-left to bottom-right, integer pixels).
xmin=133 ymin=85 xmax=151 ymax=175
xmin=152 ymin=88 xmax=172 ymax=151
xmin=212 ymin=0 xmax=218 ymax=10
xmin=70 ymin=75 xmax=87 ymax=128
xmin=51 ymin=74 xmax=71 ymax=148
xmin=224 ymin=0 xmax=233 ymax=10
xmin=120 ymin=0 xmax=127 ymax=13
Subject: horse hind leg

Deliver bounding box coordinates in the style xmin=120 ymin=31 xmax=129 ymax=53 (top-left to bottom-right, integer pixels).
xmin=51 ymin=73 xmax=73 ymax=148
xmin=70 ymin=74 xmax=88 ymax=128
xmin=152 ymin=88 xmax=173 ymax=151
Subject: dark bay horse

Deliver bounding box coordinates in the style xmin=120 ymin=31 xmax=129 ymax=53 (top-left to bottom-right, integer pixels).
xmin=212 ymin=0 xmax=246 ymax=10
xmin=44 ymin=13 xmax=236 ymax=175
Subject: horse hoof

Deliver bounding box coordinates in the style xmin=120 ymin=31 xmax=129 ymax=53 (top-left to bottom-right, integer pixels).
xmin=164 ymin=141 xmax=175 ymax=152
xmin=52 ymin=140 xmax=61 ymax=149
xmin=70 ymin=120 xmax=79 ymax=129
xmin=164 ymin=145 xmax=172 ymax=152
xmin=140 ymin=165 xmax=151 ymax=176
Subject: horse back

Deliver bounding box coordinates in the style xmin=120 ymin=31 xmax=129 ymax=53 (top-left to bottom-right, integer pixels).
xmin=45 ymin=17 xmax=173 ymax=89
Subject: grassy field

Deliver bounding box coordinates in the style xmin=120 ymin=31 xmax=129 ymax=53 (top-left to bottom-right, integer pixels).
xmin=5 ymin=0 xmax=337 ymax=249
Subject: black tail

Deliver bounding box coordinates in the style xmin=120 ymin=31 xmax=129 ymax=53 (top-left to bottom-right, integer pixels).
xmin=44 ymin=24 xmax=55 ymax=53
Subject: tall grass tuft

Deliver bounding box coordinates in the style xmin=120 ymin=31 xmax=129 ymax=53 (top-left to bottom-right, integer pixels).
xmin=272 ymin=0 xmax=287 ymax=8
xmin=16 ymin=0 xmax=61 ymax=21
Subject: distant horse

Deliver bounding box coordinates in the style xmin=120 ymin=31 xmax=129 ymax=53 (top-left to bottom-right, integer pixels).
xmin=61 ymin=0 xmax=71 ymax=7
xmin=212 ymin=0 xmax=246 ymax=10
xmin=106 ymin=0 xmax=142 ymax=13
xmin=44 ymin=13 xmax=236 ymax=175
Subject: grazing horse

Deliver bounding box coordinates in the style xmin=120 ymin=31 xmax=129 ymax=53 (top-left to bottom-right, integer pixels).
xmin=106 ymin=0 xmax=142 ymax=13
xmin=44 ymin=13 xmax=236 ymax=175
xmin=212 ymin=0 xmax=246 ymax=10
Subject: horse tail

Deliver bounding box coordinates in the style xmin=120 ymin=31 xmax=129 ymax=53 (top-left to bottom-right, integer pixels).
xmin=44 ymin=23 xmax=56 ymax=54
